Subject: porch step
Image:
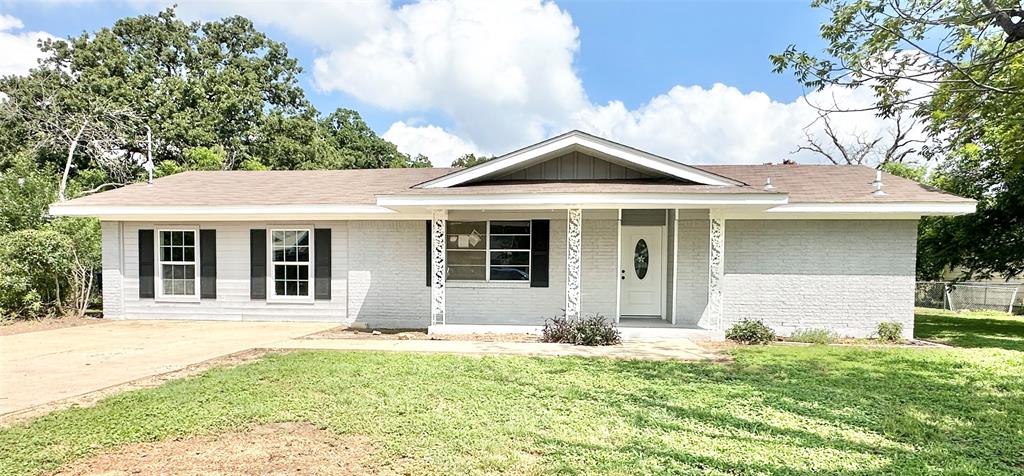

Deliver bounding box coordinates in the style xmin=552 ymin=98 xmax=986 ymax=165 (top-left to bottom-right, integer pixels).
xmin=427 ymin=324 xmax=723 ymax=341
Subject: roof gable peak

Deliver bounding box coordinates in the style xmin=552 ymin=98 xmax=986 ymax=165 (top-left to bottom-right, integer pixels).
xmin=418 ymin=131 xmax=743 ymax=188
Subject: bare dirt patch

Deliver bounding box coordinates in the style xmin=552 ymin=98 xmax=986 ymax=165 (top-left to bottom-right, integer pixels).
xmin=0 ymin=349 xmax=278 ymax=427
xmin=306 ymin=327 xmax=540 ymax=343
xmin=0 ymin=315 xmax=102 ymax=336
xmin=51 ymin=422 xmax=394 ymax=476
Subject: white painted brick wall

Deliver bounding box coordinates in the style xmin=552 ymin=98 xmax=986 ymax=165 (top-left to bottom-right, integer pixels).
xmin=674 ymin=219 xmax=710 ymax=326
xmin=346 ymin=221 xmax=429 ymax=328
xmin=446 ymin=219 xmax=566 ymax=325
xmin=581 ymin=216 xmax=618 ymax=319
xmin=101 ymin=216 xmax=918 ymax=335
xmin=100 ymin=221 xmax=125 ymax=319
xmin=722 ymin=220 xmax=918 ymax=338
xmin=115 ymin=221 xmax=351 ymax=323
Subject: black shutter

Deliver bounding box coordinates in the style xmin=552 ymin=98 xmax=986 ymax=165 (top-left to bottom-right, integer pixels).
xmin=250 ymin=229 xmax=266 ymax=300
xmin=138 ymin=229 xmax=155 ymax=298
xmin=530 ymin=220 xmax=550 ymax=288
xmin=425 ymin=220 xmax=432 ymax=287
xmin=314 ymin=228 xmax=331 ymax=300
xmin=199 ymin=230 xmax=217 ymax=299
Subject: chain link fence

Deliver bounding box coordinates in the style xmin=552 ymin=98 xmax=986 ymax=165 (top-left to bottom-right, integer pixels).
xmin=916 ymin=281 xmax=1022 ymax=313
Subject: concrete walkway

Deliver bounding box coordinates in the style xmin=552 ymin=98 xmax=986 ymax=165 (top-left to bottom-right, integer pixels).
xmin=275 ymin=337 xmax=723 ymax=361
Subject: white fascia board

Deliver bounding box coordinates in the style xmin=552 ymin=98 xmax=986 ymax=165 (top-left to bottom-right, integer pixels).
xmin=418 ymin=132 xmax=742 ymax=188
xmin=377 ymin=193 xmax=788 ymax=209
xmin=47 ymin=204 xmax=417 ymax=221
xmin=765 ymin=202 xmax=977 ymax=215
xmin=720 ymin=201 xmax=977 ymax=219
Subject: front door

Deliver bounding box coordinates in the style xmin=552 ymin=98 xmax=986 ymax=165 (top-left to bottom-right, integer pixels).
xmin=619 ymin=225 xmax=664 ymax=317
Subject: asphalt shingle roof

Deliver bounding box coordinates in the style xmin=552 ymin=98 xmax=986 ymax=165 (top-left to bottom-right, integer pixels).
xmin=54 ymin=164 xmax=971 ymax=208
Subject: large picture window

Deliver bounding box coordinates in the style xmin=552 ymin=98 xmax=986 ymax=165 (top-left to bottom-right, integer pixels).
xmin=158 ymin=230 xmax=197 ymax=297
xmin=271 ymin=229 xmax=311 ymax=298
xmin=446 ymin=221 xmax=530 ymax=281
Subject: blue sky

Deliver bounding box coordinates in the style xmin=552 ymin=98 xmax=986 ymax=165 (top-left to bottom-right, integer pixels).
xmin=2 ymin=1 xmax=886 ymax=166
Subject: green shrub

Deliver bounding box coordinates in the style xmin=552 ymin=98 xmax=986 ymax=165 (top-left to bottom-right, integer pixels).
xmin=789 ymin=328 xmax=837 ymax=344
xmin=876 ymin=321 xmax=904 ymax=342
xmin=725 ymin=319 xmax=777 ymax=345
xmin=542 ymin=313 xmax=621 ymax=346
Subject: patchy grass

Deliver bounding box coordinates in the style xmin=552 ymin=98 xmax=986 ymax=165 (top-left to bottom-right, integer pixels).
xmin=915 ymin=307 xmax=1024 ymax=351
xmin=2 ymin=343 xmax=1022 ymax=475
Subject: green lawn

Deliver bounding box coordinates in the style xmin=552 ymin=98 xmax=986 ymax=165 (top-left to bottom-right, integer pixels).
xmin=915 ymin=307 xmax=1024 ymax=351
xmin=2 ymin=313 xmax=1023 ymax=475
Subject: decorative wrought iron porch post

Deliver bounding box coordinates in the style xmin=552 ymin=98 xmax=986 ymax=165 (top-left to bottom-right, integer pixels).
xmin=701 ymin=211 xmax=725 ymax=329
xmin=431 ymin=209 xmax=447 ymax=325
xmin=565 ymin=208 xmax=583 ymax=319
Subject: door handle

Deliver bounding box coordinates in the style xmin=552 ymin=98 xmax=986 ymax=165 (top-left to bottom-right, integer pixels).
xmin=621 ymin=269 xmax=625 ymax=280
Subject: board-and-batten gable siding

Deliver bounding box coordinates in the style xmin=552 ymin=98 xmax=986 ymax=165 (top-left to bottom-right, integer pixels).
xmin=112 ymin=221 xmax=426 ymax=327
xmin=444 ymin=210 xmax=617 ymax=325
xmin=721 ymin=219 xmax=919 ymax=339
xmin=492 ymin=151 xmax=660 ymax=181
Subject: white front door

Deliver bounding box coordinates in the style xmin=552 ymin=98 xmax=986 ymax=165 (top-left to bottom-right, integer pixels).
xmin=619 ymin=225 xmax=664 ymax=317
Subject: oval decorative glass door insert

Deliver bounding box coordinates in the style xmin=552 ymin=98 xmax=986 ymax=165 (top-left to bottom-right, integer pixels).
xmin=634 ymin=239 xmax=649 ymax=279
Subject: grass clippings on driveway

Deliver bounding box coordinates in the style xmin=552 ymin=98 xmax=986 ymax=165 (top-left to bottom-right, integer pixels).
xmin=2 ymin=344 xmax=1022 ymax=475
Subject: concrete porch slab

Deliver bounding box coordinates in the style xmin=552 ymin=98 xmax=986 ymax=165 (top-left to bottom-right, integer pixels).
xmin=428 ymin=324 xmax=724 ymax=341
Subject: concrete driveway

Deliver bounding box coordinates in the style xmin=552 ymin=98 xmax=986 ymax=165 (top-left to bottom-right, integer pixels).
xmin=0 ymin=320 xmax=335 ymax=416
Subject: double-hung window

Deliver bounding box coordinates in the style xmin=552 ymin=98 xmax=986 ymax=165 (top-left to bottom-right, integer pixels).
xmin=157 ymin=229 xmax=198 ymax=298
xmin=446 ymin=220 xmax=530 ymax=281
xmin=271 ymin=229 xmax=311 ymax=298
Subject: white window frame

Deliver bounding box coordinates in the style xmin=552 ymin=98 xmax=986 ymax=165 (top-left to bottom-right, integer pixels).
xmin=267 ymin=227 xmax=315 ymax=303
xmin=446 ymin=220 xmax=531 ymax=282
xmin=155 ymin=228 xmax=200 ymax=302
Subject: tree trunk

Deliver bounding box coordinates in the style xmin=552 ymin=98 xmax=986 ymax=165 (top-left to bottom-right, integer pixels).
xmin=59 ymin=121 xmax=89 ymax=202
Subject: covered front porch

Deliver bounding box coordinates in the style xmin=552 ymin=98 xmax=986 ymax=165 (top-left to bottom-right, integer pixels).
xmin=422 ymin=207 xmax=731 ymax=337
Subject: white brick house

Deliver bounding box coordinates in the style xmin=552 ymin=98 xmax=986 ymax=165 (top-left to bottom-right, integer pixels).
xmin=51 ymin=131 xmax=975 ymax=338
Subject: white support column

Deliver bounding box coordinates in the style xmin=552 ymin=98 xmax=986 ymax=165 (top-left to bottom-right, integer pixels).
xmin=614 ymin=209 xmax=622 ymax=323
xmin=700 ymin=210 xmax=725 ymax=330
xmin=565 ymin=208 xmax=583 ymax=319
xmin=430 ymin=209 xmax=447 ymax=325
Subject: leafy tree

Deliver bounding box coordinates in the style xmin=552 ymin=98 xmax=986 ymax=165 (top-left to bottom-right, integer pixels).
xmin=0 ymin=151 xmax=57 ymax=234
xmin=0 ymin=8 xmax=312 ymax=189
xmin=154 ymin=146 xmax=229 ymax=177
xmin=0 ymin=70 xmax=139 ymax=200
xmin=770 ymin=0 xmax=1024 ymax=117
xmin=451 ymin=153 xmax=494 ymax=168
xmin=916 ymin=48 xmax=1024 ymax=279
xmin=772 ymin=1 xmax=1024 ymax=279
xmin=319 ymin=109 xmax=430 ymax=168
xmin=879 ymin=161 xmax=927 ymax=182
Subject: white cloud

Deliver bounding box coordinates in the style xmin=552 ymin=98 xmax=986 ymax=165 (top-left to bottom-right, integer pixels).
xmin=311 ymin=0 xmax=586 ymax=152
xmin=296 ymin=0 xmax=907 ymax=166
xmin=572 ymin=82 xmax=912 ymax=165
xmin=162 ymin=0 xmax=393 ymax=49
xmin=383 ymin=121 xmax=483 ymax=166
xmin=44 ymin=0 xmax=918 ymax=167
xmin=0 ymin=14 xmax=54 ymax=76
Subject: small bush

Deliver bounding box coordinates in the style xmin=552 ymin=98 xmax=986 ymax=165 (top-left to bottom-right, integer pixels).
xmin=725 ymin=319 xmax=777 ymax=345
xmin=541 ymin=313 xmax=621 ymax=346
xmin=876 ymin=321 xmax=904 ymax=342
xmin=789 ymin=328 xmax=837 ymax=345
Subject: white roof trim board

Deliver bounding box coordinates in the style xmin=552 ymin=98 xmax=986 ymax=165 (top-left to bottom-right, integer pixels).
xmin=417 ymin=130 xmax=745 ymax=188
xmin=376 ymin=192 xmax=788 ymax=208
